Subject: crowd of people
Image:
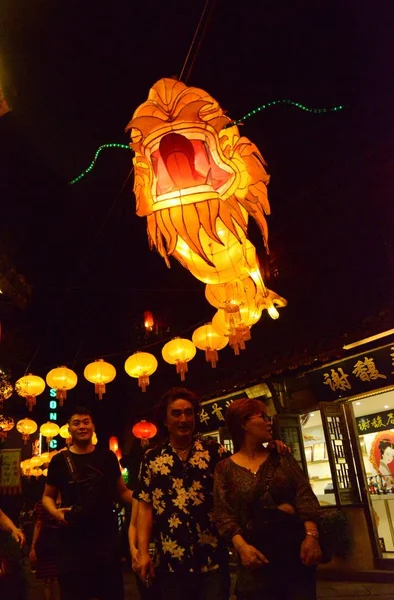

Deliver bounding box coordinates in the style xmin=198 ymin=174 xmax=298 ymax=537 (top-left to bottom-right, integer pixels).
xmin=0 ymin=386 xmax=325 ymax=600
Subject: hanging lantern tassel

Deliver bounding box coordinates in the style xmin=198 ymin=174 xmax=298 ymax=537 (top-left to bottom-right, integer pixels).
xmin=95 ymin=382 xmax=106 ymax=400
xmin=175 ymin=360 xmax=188 ymax=381
xmin=56 ymin=389 xmax=67 ymax=406
xmin=26 ymin=395 xmax=36 ymax=411
xmin=138 ymin=374 xmax=150 ymax=392
xmin=205 ymin=348 xmax=219 ymax=368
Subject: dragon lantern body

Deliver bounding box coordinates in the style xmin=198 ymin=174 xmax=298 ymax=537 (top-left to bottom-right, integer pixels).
xmin=126 ymin=78 xmax=286 ymax=344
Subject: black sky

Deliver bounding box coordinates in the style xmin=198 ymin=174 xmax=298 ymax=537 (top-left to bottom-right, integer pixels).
xmin=1 ymin=0 xmax=394 ymax=436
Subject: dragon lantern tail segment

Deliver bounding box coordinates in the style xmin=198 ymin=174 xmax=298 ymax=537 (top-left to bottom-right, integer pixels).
xmin=126 ymin=77 xmax=286 ymax=321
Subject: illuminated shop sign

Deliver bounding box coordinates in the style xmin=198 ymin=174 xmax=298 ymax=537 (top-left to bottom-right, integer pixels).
xmin=307 ymin=343 xmax=394 ymax=401
xmin=49 ymin=388 xmax=58 ymax=449
xmin=356 ymin=409 xmax=394 ymax=435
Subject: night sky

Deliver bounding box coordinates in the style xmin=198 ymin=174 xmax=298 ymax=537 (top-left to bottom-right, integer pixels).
xmin=0 ymin=0 xmax=394 ymax=440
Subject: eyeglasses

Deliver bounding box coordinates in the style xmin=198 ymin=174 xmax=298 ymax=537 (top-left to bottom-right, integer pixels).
xmin=246 ymin=413 xmax=273 ymax=424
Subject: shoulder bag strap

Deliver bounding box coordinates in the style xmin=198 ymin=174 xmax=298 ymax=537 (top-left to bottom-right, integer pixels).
xmin=63 ymin=449 xmax=79 ymax=484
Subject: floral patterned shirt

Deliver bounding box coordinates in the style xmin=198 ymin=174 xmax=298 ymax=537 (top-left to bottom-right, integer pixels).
xmin=137 ymin=436 xmax=230 ymax=574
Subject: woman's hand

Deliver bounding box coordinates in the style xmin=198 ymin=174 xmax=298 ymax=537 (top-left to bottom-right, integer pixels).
xmin=238 ymin=542 xmax=269 ymax=569
xmin=29 ymin=547 xmax=37 ymax=563
xmin=300 ymin=535 xmax=322 ymax=566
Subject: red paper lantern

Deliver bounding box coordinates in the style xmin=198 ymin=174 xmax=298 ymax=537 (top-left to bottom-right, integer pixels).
xmin=143 ymin=311 xmax=154 ymax=330
xmin=132 ymin=420 xmax=157 ymax=440
xmin=109 ymin=436 xmax=119 ymax=453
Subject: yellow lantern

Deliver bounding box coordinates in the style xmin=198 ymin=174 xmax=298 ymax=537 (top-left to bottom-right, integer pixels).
xmin=205 ymin=277 xmax=256 ymax=315
xmin=84 ymin=359 xmax=116 ymax=400
xmin=92 ymin=432 xmax=98 ymax=445
xmin=192 ymin=324 xmax=228 ymax=368
xmin=124 ymin=352 xmax=158 ymax=392
xmin=15 ymin=374 xmax=45 ymax=411
xmin=162 ymin=337 xmax=196 ymax=381
xmin=40 ymin=421 xmax=60 ymax=443
xmin=30 ymin=455 xmax=44 ymax=469
xmin=40 ymin=452 xmax=50 ymax=464
xmin=0 ymin=416 xmax=14 ymax=440
xmin=17 ymin=418 xmax=38 ymax=443
xmin=59 ymin=424 xmax=69 ymax=439
xmin=42 ymin=468 xmax=48 ymax=477
xmin=32 ymin=468 xmax=43 ymax=478
xmin=46 ymin=366 xmax=78 ymax=406
xmin=212 ymin=305 xmax=262 ymax=355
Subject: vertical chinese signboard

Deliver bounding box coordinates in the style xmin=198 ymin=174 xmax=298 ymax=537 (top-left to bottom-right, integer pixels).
xmin=0 ymin=449 xmax=22 ymax=494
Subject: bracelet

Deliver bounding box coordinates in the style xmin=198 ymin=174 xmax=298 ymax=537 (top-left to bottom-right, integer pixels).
xmin=305 ymin=530 xmax=319 ymax=539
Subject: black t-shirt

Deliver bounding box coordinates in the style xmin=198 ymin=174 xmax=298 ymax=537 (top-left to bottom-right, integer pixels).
xmin=47 ymin=447 xmax=121 ymax=537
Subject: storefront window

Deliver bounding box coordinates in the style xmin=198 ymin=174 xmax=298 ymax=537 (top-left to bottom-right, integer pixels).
xmin=301 ymin=411 xmax=336 ymax=506
xmin=352 ymin=391 xmax=394 ymax=556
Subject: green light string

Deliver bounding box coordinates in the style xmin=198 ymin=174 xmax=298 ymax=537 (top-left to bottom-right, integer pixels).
xmin=224 ymin=99 xmax=344 ymax=128
xmin=68 ymin=143 xmax=131 ymax=185
xmin=68 ymin=100 xmax=344 ymax=184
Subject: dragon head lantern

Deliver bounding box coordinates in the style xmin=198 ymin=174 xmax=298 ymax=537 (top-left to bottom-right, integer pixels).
xmin=126 ymin=78 xmax=286 ymax=318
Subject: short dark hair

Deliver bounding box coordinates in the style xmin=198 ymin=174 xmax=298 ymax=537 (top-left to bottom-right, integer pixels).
xmin=226 ymin=397 xmax=267 ymax=451
xmin=67 ymin=406 xmax=94 ymax=425
xmin=155 ymin=387 xmax=201 ymax=429
xmin=379 ymin=439 xmax=394 ymax=458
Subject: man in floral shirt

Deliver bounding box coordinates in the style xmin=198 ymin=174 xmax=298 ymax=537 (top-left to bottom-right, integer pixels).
xmin=135 ymin=387 xmax=231 ymax=600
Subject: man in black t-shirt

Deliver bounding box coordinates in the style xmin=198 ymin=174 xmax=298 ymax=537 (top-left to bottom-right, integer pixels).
xmin=42 ymin=406 xmax=133 ymax=600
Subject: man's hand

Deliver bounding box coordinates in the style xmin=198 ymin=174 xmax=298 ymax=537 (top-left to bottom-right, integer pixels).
xmin=136 ymin=551 xmax=155 ymax=583
xmin=11 ymin=528 xmax=26 ymax=546
xmin=130 ymin=547 xmax=139 ymax=572
xmin=238 ymin=542 xmax=269 ymax=569
xmin=300 ymin=536 xmax=322 ymax=566
xmin=53 ymin=507 xmax=71 ymax=524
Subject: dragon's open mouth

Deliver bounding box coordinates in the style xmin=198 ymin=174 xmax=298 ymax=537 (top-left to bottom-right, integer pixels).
xmin=150 ymin=132 xmax=233 ymax=198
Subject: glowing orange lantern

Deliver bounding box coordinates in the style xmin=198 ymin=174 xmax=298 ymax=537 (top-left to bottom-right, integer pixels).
xmin=126 ymin=78 xmax=286 ymax=314
xmin=84 ymin=359 xmax=116 ymax=400
xmin=109 ymin=436 xmax=119 ymax=452
xmin=15 ymin=374 xmax=45 ymax=411
xmin=143 ymin=311 xmax=154 ymax=330
xmin=46 ymin=366 xmax=78 ymax=406
xmin=17 ymin=418 xmax=38 ymax=443
xmin=192 ymin=323 xmax=228 ymax=368
xmin=92 ymin=432 xmax=98 ymax=445
xmin=124 ymin=352 xmax=158 ymax=392
xmin=40 ymin=421 xmax=60 ymax=443
xmin=132 ymin=420 xmax=157 ymax=444
xmin=0 ymin=416 xmax=14 ymax=440
xmin=162 ymin=337 xmax=196 ymax=381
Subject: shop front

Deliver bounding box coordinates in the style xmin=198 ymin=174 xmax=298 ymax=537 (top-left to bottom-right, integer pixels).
xmin=199 ymin=341 xmax=394 ymax=576
xmin=299 ymin=341 xmax=394 ymax=574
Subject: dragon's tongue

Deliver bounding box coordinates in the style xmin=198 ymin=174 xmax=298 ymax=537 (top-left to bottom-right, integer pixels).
xmin=159 ymin=132 xmax=204 ymax=188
